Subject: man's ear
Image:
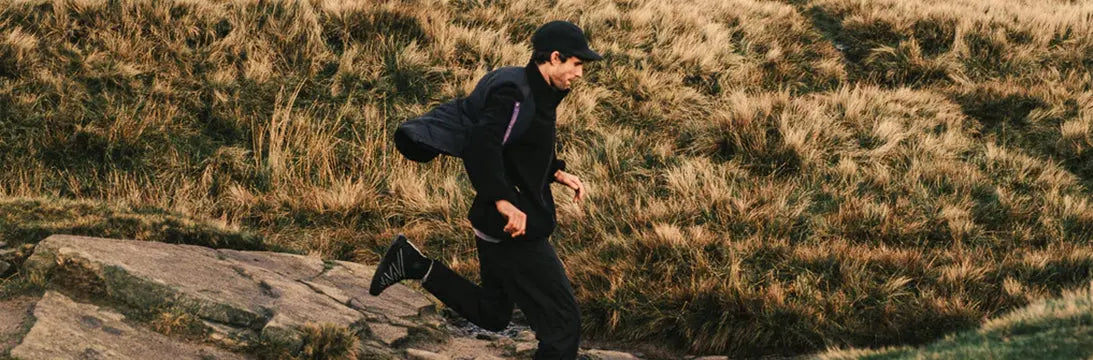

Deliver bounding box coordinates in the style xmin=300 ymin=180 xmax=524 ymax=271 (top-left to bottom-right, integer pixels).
xmin=550 ymin=51 xmax=561 ymax=65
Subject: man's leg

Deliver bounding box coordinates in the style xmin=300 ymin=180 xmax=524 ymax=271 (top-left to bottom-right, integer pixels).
xmin=371 ymin=234 xmax=581 ymax=358
xmin=421 ymin=237 xmax=514 ymax=332
xmin=497 ymin=238 xmax=581 ymax=360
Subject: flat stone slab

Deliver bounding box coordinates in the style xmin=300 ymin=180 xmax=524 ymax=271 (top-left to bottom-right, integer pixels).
xmin=27 ymin=236 xmax=361 ymax=339
xmin=305 ymin=260 xmax=434 ymax=318
xmin=406 ymin=348 xmax=449 ymax=360
xmin=10 ymin=291 xmax=248 ymax=360
xmin=0 ymin=295 xmax=37 ymax=354
xmin=368 ymin=322 xmax=409 ymax=346
xmin=585 ymin=349 xmax=643 ymax=360
xmin=22 ymin=235 xmax=440 ymax=353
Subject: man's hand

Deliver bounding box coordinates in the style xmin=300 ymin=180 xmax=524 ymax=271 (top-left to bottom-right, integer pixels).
xmin=553 ymin=170 xmax=586 ymax=203
xmin=495 ymin=200 xmax=527 ymax=237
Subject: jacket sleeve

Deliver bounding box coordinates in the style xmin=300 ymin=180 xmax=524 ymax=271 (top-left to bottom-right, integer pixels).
xmin=549 ymin=155 xmax=567 ymax=183
xmin=463 ymin=85 xmax=523 ymax=206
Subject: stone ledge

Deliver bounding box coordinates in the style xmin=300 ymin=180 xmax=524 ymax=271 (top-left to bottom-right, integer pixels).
xmin=11 ymin=291 xmax=248 ymax=360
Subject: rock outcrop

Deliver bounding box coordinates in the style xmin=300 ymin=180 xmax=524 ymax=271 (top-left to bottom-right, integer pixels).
xmin=4 ymin=234 xmax=652 ymax=359
xmin=12 ymin=291 xmax=247 ymax=360
xmin=0 ymin=295 xmax=35 ymax=354
xmin=13 ymin=234 xmax=506 ymax=358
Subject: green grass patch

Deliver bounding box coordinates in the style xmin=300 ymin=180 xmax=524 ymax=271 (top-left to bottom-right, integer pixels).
xmin=823 ymin=283 xmax=1093 ymax=359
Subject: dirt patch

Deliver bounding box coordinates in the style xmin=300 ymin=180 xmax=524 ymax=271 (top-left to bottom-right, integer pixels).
xmin=0 ymin=295 xmax=38 ymax=354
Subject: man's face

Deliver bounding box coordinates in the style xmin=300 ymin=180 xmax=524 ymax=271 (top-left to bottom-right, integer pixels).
xmin=546 ymin=52 xmax=584 ymax=90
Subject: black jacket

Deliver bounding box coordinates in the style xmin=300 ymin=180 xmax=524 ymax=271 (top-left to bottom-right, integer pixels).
xmin=464 ymin=61 xmax=568 ymax=241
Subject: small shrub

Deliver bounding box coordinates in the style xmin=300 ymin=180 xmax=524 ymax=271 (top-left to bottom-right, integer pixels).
xmin=297 ymin=323 xmax=359 ymax=360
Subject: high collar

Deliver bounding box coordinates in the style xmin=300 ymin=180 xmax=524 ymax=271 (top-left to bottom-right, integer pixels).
xmin=525 ymin=61 xmax=569 ymax=110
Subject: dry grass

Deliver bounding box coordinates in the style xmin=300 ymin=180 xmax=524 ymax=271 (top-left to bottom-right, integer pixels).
xmin=0 ymin=0 xmax=1091 ymax=357
xmin=297 ymin=322 xmax=359 ymax=360
xmin=150 ymin=307 xmax=207 ymax=339
xmin=806 ymin=0 xmax=1093 ymax=187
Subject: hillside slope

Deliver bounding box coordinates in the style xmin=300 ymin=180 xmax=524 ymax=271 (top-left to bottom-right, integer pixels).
xmin=1 ymin=0 xmax=1091 ymax=357
xmin=821 ymin=282 xmax=1093 ymax=359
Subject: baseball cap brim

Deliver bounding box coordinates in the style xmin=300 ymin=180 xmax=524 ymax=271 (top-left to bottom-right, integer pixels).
xmin=574 ymin=47 xmax=603 ymax=61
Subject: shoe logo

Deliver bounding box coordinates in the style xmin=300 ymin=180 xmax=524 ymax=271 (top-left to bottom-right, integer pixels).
xmin=379 ymin=250 xmax=406 ymax=289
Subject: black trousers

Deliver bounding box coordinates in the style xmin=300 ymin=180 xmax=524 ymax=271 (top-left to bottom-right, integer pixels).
xmin=423 ymin=236 xmax=580 ymax=359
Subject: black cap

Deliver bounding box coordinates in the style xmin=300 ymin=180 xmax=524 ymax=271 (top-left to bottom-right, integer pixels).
xmin=531 ymin=20 xmax=603 ymax=61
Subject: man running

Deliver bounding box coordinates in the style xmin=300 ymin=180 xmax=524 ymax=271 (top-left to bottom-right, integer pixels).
xmin=369 ymin=20 xmax=599 ymax=359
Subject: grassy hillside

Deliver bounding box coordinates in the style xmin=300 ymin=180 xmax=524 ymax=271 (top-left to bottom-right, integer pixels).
xmin=1 ymin=0 xmax=1091 ymax=357
xmin=804 ymin=0 xmax=1093 ymax=188
xmin=820 ymin=282 xmax=1093 ymax=359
